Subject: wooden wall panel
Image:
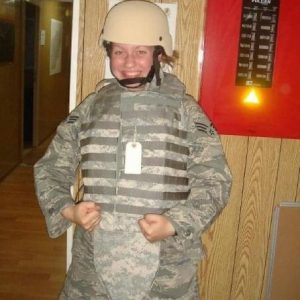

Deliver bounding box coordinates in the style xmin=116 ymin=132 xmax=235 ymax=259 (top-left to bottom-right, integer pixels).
xmin=75 ymin=0 xmax=86 ymax=105
xmin=297 ymin=176 xmax=300 ymax=202
xmin=231 ymin=138 xmax=281 ymax=300
xmin=168 ymin=0 xmax=206 ymax=98
xmin=81 ymin=0 xmax=107 ymax=99
xmin=77 ymin=1 xmax=300 ymax=300
xmin=274 ymin=140 xmax=300 ymax=203
xmin=261 ymin=139 xmax=300 ymax=298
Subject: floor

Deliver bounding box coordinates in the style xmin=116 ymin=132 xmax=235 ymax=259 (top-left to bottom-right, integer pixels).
xmin=0 ymin=140 xmax=66 ymax=300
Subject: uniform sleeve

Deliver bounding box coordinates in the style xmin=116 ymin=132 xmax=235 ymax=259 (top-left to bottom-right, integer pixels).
xmin=34 ymin=112 xmax=81 ymax=238
xmin=164 ymin=95 xmax=232 ymax=243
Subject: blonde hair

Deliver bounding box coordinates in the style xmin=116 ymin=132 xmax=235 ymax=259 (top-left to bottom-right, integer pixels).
xmin=160 ymin=49 xmax=179 ymax=68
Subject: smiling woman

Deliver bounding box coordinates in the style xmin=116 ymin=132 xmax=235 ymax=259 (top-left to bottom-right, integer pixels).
xmin=62 ymin=1 xmax=300 ymax=300
xmin=34 ymin=1 xmax=232 ymax=299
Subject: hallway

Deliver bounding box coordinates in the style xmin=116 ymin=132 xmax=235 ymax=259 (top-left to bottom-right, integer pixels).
xmin=0 ymin=140 xmax=66 ymax=300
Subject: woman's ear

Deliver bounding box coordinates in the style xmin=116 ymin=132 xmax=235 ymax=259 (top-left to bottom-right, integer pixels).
xmin=158 ymin=53 xmax=162 ymax=62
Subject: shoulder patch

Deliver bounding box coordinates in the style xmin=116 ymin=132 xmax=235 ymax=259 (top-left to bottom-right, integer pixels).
xmin=194 ymin=121 xmax=216 ymax=136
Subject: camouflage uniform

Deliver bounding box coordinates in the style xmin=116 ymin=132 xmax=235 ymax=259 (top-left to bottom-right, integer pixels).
xmin=34 ymin=73 xmax=232 ymax=299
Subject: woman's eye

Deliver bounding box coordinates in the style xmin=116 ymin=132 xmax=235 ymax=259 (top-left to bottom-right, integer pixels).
xmin=137 ymin=50 xmax=147 ymax=56
xmin=113 ymin=50 xmax=123 ymax=56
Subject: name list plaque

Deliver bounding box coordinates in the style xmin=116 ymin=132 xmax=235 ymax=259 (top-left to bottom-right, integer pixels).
xmin=236 ymin=0 xmax=280 ymax=87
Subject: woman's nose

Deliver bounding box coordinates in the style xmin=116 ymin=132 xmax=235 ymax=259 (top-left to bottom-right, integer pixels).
xmin=124 ymin=53 xmax=136 ymax=67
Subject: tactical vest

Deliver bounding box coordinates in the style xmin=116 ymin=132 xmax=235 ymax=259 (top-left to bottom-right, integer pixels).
xmin=79 ymin=74 xmax=190 ymax=230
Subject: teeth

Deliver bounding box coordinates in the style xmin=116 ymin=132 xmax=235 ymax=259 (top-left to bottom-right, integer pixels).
xmin=124 ymin=72 xmax=140 ymax=77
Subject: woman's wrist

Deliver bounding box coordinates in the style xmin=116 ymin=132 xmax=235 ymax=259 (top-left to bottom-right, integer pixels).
xmin=61 ymin=205 xmax=75 ymax=222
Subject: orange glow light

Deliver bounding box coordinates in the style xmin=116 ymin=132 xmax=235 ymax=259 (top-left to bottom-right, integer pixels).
xmin=243 ymin=88 xmax=260 ymax=105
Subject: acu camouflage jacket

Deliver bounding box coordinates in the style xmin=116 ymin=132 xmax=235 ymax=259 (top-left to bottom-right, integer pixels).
xmin=34 ymin=73 xmax=232 ymax=298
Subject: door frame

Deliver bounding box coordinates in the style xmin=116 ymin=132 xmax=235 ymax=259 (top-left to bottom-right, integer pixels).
xmin=69 ymin=0 xmax=80 ymax=112
xmin=66 ymin=0 xmax=80 ymax=270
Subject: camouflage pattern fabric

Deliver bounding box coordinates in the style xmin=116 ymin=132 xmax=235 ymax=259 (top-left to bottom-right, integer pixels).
xmin=34 ymin=73 xmax=232 ymax=299
xmin=59 ymin=227 xmax=110 ymax=299
xmin=94 ymin=230 xmax=160 ymax=299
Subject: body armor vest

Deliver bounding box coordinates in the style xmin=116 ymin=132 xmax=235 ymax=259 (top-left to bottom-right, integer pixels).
xmin=79 ymin=74 xmax=190 ymax=230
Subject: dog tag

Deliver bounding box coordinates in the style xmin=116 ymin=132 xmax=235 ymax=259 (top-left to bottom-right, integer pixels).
xmin=124 ymin=142 xmax=142 ymax=174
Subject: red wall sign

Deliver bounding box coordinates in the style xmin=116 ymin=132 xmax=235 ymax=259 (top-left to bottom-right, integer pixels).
xmin=199 ymin=0 xmax=300 ymax=139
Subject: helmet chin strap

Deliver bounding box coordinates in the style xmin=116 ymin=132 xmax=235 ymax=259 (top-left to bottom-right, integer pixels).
xmin=117 ymin=65 xmax=155 ymax=88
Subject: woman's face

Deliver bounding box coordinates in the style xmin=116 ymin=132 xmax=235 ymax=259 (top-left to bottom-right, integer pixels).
xmin=110 ymin=43 xmax=154 ymax=90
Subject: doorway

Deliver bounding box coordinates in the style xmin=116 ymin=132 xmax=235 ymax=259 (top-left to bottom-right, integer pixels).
xmin=23 ymin=1 xmax=39 ymax=149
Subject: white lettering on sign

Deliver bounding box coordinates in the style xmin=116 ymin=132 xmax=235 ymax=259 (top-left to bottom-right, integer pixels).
xmin=252 ymin=0 xmax=271 ymax=4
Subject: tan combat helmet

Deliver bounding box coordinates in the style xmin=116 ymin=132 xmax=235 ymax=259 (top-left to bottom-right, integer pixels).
xmin=100 ymin=0 xmax=173 ymax=56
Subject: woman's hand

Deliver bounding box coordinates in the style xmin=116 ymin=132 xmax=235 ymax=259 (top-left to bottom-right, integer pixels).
xmin=61 ymin=201 xmax=101 ymax=232
xmin=138 ymin=214 xmax=175 ymax=242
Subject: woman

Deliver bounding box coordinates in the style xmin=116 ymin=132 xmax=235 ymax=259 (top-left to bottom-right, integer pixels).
xmin=34 ymin=1 xmax=232 ymax=299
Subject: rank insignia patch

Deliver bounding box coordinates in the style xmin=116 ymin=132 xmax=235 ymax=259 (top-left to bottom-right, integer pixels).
xmin=66 ymin=115 xmax=79 ymax=124
xmin=194 ymin=121 xmax=216 ymax=136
